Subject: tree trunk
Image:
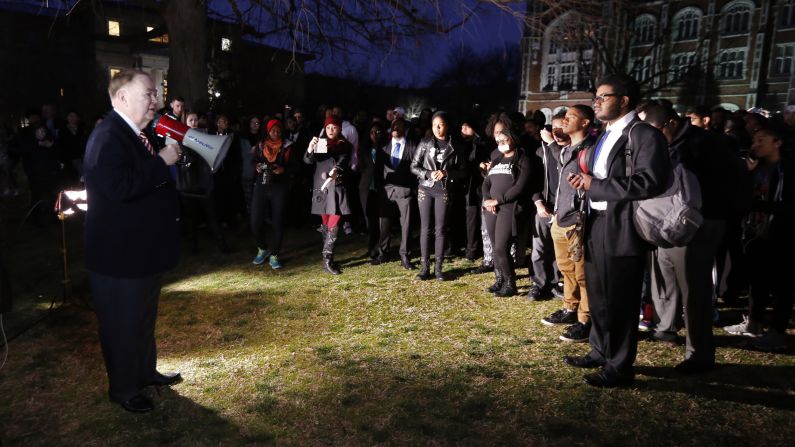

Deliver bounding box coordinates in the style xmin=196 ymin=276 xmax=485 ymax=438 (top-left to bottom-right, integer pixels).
xmin=164 ymin=0 xmax=209 ymax=112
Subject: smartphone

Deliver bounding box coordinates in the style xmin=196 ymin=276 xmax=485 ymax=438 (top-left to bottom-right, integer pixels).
xmin=544 ymin=124 xmax=553 ymax=132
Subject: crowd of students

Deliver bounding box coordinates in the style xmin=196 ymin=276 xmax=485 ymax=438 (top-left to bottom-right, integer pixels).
xmin=2 ymin=73 xmax=792 ymax=387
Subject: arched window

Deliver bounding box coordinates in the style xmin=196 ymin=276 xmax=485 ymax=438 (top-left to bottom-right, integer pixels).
xmin=673 ymin=8 xmax=702 ymax=41
xmin=721 ymin=1 xmax=752 ymax=35
xmin=633 ymin=15 xmax=657 ymax=45
xmin=541 ymin=13 xmax=593 ymax=92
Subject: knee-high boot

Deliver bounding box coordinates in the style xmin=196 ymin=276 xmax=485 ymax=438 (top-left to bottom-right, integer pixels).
xmin=322 ymin=225 xmax=341 ymax=275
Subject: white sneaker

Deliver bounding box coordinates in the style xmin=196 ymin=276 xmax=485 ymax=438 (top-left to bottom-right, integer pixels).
xmin=723 ymin=315 xmax=762 ymax=337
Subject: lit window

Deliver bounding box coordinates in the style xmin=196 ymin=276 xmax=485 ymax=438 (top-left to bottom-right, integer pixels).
xmin=221 ymin=37 xmax=232 ymax=52
xmin=108 ymin=20 xmax=120 ymax=36
xmin=146 ymin=26 xmax=169 ymax=43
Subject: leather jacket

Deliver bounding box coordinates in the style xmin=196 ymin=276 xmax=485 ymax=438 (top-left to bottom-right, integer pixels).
xmin=410 ymin=136 xmax=468 ymax=189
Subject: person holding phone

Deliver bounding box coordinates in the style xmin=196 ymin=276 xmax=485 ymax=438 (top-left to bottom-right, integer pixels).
xmin=305 ymin=116 xmax=352 ymax=274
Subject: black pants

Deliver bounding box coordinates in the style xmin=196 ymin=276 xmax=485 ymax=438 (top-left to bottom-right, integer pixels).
xmin=90 ymin=272 xmax=161 ymax=402
xmin=531 ymin=213 xmax=559 ymax=289
xmin=484 ymin=203 xmax=515 ymax=278
xmin=465 ymin=204 xmax=481 ymax=258
xmin=418 ymin=186 xmax=447 ymax=261
xmin=250 ymin=182 xmax=288 ymax=255
xmin=747 ymin=237 xmax=794 ymax=332
xmin=377 ymin=188 xmax=412 ymax=257
xmin=715 ymin=216 xmax=747 ymax=298
xmin=585 ymin=213 xmax=645 ymax=379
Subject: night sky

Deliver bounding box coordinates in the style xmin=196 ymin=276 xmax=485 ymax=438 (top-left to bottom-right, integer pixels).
xmin=211 ymin=0 xmax=525 ymax=88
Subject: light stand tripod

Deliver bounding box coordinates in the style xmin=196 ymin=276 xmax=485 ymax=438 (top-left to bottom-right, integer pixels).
xmin=54 ymin=190 xmax=88 ymax=307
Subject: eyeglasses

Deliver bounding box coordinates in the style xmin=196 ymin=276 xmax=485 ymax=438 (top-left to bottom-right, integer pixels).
xmin=593 ymin=93 xmax=620 ymax=104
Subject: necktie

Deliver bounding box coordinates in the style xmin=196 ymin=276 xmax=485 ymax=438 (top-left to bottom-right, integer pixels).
xmin=139 ymin=131 xmax=155 ymax=155
xmin=591 ymin=130 xmax=611 ymax=168
xmin=391 ymin=142 xmax=401 ymax=168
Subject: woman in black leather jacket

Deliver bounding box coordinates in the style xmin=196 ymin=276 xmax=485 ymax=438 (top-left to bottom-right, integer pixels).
xmin=410 ymin=111 xmax=467 ymax=280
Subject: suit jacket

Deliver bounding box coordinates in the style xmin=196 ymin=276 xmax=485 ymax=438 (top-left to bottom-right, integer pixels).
xmin=83 ymin=110 xmax=180 ymax=277
xmin=587 ymin=117 xmax=671 ymax=256
xmin=375 ymin=138 xmax=417 ymax=195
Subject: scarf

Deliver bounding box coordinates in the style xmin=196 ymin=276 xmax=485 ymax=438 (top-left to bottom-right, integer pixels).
xmin=262 ymin=138 xmax=282 ymax=163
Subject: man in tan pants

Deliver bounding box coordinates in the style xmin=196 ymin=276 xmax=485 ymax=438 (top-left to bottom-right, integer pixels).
xmin=540 ymin=105 xmax=596 ymax=342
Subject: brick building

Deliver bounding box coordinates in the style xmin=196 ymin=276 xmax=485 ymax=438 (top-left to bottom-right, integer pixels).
xmin=518 ymin=0 xmax=795 ymax=122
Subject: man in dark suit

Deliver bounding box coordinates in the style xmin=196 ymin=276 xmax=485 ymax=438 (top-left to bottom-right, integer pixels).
xmin=566 ymin=74 xmax=671 ymax=387
xmin=373 ymin=118 xmax=417 ymax=269
xmin=84 ymin=69 xmax=183 ymax=412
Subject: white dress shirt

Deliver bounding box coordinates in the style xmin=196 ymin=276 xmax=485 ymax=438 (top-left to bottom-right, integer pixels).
xmin=390 ymin=137 xmax=406 ymax=160
xmin=114 ymin=108 xmax=144 ymax=134
xmin=590 ymin=111 xmax=636 ymax=211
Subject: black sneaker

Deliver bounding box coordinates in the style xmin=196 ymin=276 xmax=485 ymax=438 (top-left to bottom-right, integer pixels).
xmin=527 ymin=284 xmax=552 ymax=301
xmin=560 ymin=322 xmax=590 ymax=343
xmin=541 ymin=309 xmax=577 ymax=326
xmin=551 ymin=284 xmax=564 ymax=299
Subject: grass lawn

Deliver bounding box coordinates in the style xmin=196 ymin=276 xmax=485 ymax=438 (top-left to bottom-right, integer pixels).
xmin=1 ymin=209 xmax=794 ymax=446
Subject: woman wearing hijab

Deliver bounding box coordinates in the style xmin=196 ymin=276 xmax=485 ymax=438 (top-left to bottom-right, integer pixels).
xmin=305 ymin=116 xmax=353 ymax=274
xmin=251 ymin=119 xmax=293 ymax=269
xmin=410 ymin=111 xmax=467 ymax=280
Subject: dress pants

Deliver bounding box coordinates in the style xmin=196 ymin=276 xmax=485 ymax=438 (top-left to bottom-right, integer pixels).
xmin=377 ymin=187 xmax=412 ymax=257
xmin=531 ymin=213 xmax=558 ymax=289
xmin=90 ymin=272 xmax=162 ymax=402
xmin=650 ymin=219 xmax=725 ymax=362
xmin=465 ymin=204 xmax=481 ymax=258
xmin=585 ymin=213 xmax=645 ymax=379
xmin=747 ymin=236 xmax=795 ymax=332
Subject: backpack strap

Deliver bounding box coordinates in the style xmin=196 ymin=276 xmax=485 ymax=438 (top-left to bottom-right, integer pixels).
xmin=624 ymin=121 xmax=654 ymax=178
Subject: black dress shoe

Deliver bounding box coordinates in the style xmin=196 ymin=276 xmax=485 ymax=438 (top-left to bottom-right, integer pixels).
xmin=119 ymin=394 xmax=154 ymax=413
xmin=674 ymin=358 xmax=715 ymax=374
xmin=650 ymin=331 xmax=679 ymax=345
xmin=471 ymin=263 xmax=493 ymax=274
xmin=370 ymin=256 xmax=384 ymax=265
xmin=583 ymin=370 xmax=634 ymax=388
xmin=563 ymin=355 xmax=604 ymax=369
xmin=149 ymin=371 xmax=183 ymax=387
